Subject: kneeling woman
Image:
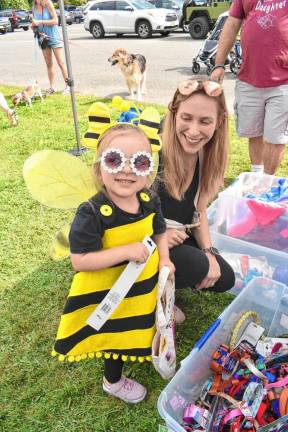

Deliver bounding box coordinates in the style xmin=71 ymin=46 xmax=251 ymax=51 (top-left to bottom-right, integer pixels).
xmin=157 ymin=78 xmax=235 ymax=294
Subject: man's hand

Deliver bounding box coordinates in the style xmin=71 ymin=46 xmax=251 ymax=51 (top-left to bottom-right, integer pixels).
xmin=166 ymin=229 xmax=189 ymax=249
xmin=210 ymin=67 xmax=225 ymax=84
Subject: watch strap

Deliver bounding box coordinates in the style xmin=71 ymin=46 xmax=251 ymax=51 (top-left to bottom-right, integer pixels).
xmin=202 ymin=247 xmax=219 ymax=255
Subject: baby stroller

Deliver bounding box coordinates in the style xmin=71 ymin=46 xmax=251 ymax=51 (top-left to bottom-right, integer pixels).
xmin=192 ymin=12 xmax=233 ymax=75
xmin=230 ymin=40 xmax=242 ymax=75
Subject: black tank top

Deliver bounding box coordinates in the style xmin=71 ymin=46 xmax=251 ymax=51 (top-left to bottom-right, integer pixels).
xmin=157 ymin=158 xmax=200 ymax=225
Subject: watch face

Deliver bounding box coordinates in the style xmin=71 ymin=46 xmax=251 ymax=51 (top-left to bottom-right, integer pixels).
xmin=211 ymin=247 xmax=219 ymax=255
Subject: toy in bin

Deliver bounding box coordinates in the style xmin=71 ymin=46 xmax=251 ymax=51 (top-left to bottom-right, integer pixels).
xmin=181 ymin=311 xmax=288 ymax=431
xmin=219 ymin=176 xmax=288 ymax=253
xmin=220 ymin=253 xmax=274 ymax=294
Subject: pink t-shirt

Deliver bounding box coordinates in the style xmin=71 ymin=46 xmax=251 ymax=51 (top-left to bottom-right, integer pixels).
xmin=230 ymin=0 xmax=288 ymax=87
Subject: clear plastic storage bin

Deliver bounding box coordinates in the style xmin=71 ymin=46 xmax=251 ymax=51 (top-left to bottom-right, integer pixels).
xmin=209 ymin=173 xmax=288 ymax=253
xmin=158 ymin=278 xmax=288 ymax=432
xmin=211 ymin=231 xmax=288 ymax=295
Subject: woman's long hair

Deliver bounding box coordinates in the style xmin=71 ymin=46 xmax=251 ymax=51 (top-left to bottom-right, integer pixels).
xmin=160 ymin=79 xmax=229 ymax=202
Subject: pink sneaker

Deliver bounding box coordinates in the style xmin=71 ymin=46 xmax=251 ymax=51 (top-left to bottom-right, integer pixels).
xmin=103 ymin=376 xmax=147 ymax=403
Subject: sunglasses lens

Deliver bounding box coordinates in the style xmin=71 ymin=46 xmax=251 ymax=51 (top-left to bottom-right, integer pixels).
xmin=133 ymin=154 xmax=151 ymax=172
xmin=103 ymin=151 xmax=122 ymax=169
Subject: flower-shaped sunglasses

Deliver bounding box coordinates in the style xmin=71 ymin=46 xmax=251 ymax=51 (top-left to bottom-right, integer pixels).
xmin=98 ymin=148 xmax=154 ymax=177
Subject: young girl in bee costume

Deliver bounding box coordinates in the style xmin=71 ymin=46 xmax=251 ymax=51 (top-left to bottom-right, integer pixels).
xmin=52 ymin=122 xmax=174 ymax=403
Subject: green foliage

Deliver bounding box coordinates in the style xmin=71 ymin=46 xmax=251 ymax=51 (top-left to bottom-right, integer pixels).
xmin=0 ymin=0 xmax=30 ymax=9
xmin=0 ymin=84 xmax=288 ymax=431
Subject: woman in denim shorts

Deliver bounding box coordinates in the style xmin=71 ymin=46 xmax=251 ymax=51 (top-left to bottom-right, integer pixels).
xmin=32 ymin=0 xmax=69 ymax=95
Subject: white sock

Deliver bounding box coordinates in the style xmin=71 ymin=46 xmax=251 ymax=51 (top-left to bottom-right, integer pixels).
xmin=251 ymin=164 xmax=264 ymax=173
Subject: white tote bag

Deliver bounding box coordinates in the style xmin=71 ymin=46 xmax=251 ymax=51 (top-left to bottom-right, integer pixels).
xmin=152 ymin=266 xmax=176 ymax=380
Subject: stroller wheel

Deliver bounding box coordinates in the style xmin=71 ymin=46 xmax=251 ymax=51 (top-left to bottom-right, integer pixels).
xmin=192 ymin=62 xmax=200 ymax=74
xmin=206 ymin=65 xmax=212 ymax=75
xmin=230 ymin=59 xmax=238 ymax=75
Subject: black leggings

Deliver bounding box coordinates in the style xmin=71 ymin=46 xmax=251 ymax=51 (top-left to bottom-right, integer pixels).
xmin=170 ymin=236 xmax=235 ymax=292
xmin=104 ymin=358 xmax=124 ymax=383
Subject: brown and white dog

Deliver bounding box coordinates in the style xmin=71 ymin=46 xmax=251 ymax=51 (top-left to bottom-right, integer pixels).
xmin=108 ymin=48 xmax=147 ymax=102
xmin=12 ymin=81 xmax=43 ymax=107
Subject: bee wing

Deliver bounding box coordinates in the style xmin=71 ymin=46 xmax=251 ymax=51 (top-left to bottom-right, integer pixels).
xmin=147 ymin=152 xmax=159 ymax=187
xmin=50 ymin=223 xmax=71 ymax=261
xmin=23 ymin=150 xmax=97 ymax=209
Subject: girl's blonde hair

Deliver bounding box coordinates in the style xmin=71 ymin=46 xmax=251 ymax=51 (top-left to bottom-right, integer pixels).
xmin=93 ymin=123 xmax=151 ymax=190
xmin=160 ymin=78 xmax=229 ymax=202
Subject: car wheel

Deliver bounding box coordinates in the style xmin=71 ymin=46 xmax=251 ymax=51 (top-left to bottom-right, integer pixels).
xmin=116 ymin=33 xmax=123 ymax=37
xmin=0 ymin=29 xmax=6 ymax=34
xmin=189 ymin=16 xmax=209 ymax=39
xmin=67 ymin=22 xmax=73 ymax=25
xmin=192 ymin=62 xmax=200 ymax=74
xmin=23 ymin=26 xmax=29 ymax=31
xmin=91 ymin=22 xmax=105 ymax=39
xmin=160 ymin=31 xmax=170 ymax=37
xmin=136 ymin=20 xmax=152 ymax=39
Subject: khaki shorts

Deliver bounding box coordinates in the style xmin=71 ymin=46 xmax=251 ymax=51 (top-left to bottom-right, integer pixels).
xmin=234 ymin=80 xmax=288 ymax=144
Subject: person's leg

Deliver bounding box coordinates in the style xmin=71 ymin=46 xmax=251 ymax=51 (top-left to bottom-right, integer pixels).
xmin=103 ymin=357 xmax=147 ymax=403
xmin=262 ymin=143 xmax=285 ymax=175
xmin=249 ymin=136 xmax=264 ymax=168
xmin=234 ymin=80 xmax=265 ymax=172
xmin=262 ymin=84 xmax=288 ymax=174
xmin=0 ymin=92 xmax=18 ymax=126
xmin=42 ymin=47 xmax=55 ymax=90
xmin=0 ymin=92 xmax=10 ymax=114
xmin=170 ymin=238 xmax=235 ymax=292
xmin=104 ymin=357 xmax=124 ymax=383
xmin=52 ymin=47 xmax=68 ymax=84
xmin=170 ymin=243 xmax=209 ymax=290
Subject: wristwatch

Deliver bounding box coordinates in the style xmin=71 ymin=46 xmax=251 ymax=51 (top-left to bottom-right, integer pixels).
xmin=202 ymin=246 xmax=220 ymax=255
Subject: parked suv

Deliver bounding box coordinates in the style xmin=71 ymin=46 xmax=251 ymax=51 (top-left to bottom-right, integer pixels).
xmin=0 ymin=16 xmax=11 ymax=33
xmin=183 ymin=0 xmax=231 ymax=39
xmin=147 ymin=0 xmax=189 ymax=31
xmin=84 ymin=0 xmax=178 ymax=39
xmin=0 ymin=9 xmax=31 ymax=31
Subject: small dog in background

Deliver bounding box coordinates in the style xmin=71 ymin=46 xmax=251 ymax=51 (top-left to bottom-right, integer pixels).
xmin=108 ymin=48 xmax=147 ymax=101
xmin=12 ymin=81 xmax=43 ymax=107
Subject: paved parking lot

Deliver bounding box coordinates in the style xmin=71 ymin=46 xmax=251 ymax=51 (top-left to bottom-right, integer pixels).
xmin=0 ymin=25 xmax=236 ymax=111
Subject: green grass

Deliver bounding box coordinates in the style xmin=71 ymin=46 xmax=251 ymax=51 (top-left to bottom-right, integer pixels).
xmin=0 ymin=85 xmax=288 ymax=432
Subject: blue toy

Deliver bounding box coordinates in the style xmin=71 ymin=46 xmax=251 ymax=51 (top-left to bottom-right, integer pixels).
xmin=272 ymin=265 xmax=288 ymax=286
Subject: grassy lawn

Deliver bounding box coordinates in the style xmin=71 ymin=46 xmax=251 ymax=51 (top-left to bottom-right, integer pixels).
xmin=1 ymin=85 xmax=288 ymax=432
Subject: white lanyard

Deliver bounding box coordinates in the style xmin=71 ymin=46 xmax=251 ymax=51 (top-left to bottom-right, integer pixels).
xmin=86 ymin=236 xmax=156 ymax=331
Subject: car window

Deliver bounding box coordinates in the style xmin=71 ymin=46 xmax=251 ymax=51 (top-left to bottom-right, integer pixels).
xmin=90 ymin=1 xmax=115 ymax=10
xmin=131 ymin=0 xmax=156 ymax=9
xmin=116 ymin=1 xmax=132 ymax=10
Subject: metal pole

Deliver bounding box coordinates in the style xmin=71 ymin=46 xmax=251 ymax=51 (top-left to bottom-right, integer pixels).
xmin=58 ymin=0 xmax=86 ymax=156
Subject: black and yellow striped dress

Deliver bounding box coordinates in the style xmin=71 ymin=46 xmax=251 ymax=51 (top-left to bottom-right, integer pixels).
xmin=52 ymin=190 xmax=166 ymax=363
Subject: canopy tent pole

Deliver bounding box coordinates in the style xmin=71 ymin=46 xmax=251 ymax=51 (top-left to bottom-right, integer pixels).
xmin=58 ymin=0 xmax=86 ymax=156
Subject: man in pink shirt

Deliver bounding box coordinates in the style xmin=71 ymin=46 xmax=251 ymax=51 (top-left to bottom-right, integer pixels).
xmin=211 ymin=0 xmax=288 ymax=175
